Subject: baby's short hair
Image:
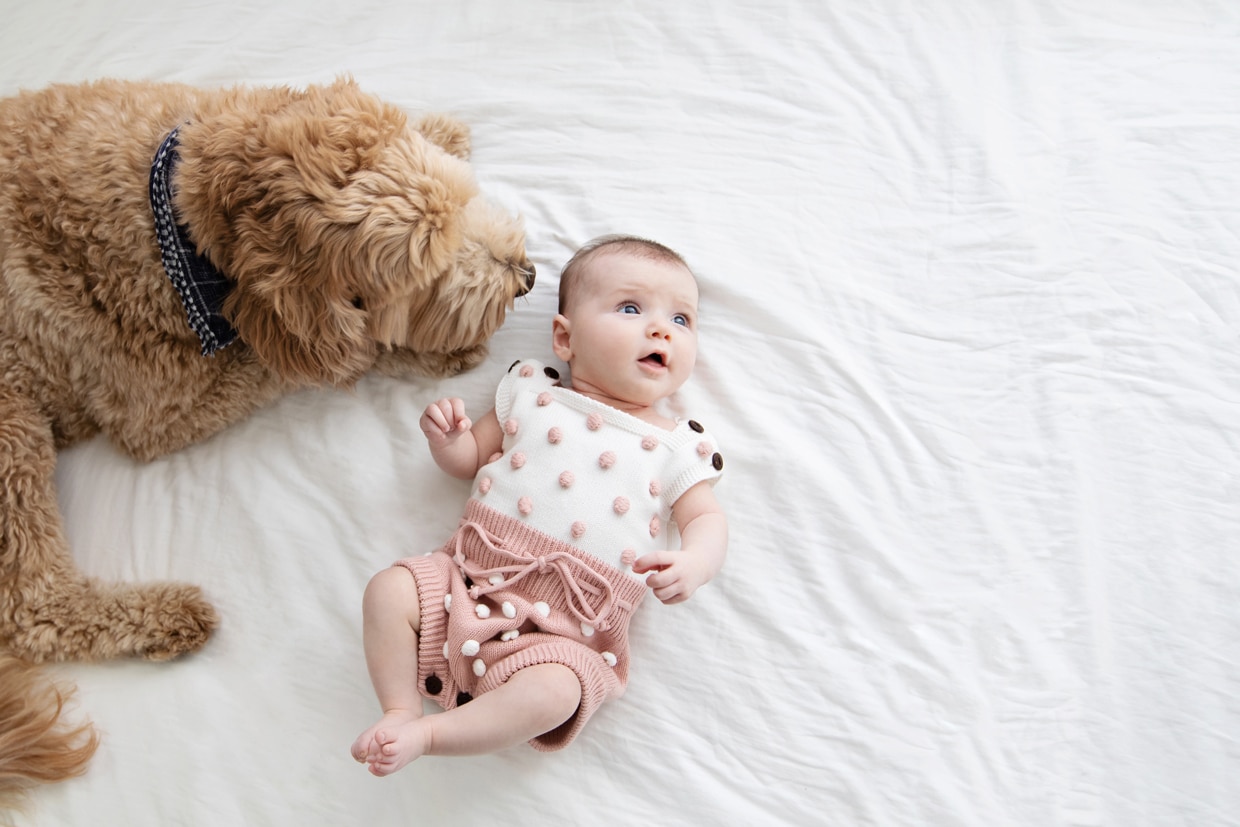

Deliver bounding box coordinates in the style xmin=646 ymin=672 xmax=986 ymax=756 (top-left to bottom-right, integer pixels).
xmin=558 ymin=234 xmax=691 ymax=314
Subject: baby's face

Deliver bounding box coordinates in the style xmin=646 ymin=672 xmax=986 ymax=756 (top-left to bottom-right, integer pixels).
xmin=555 ymin=251 xmax=700 ymax=410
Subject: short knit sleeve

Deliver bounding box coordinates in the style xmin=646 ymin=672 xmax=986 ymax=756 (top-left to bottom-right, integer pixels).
xmin=658 ymin=417 xmax=724 ymax=514
xmin=495 ymin=358 xmax=561 ymax=421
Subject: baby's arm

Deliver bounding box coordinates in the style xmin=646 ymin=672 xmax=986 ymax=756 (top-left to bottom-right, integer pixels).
xmin=420 ymin=398 xmax=503 ymax=480
xmin=632 ymin=481 xmax=728 ymax=605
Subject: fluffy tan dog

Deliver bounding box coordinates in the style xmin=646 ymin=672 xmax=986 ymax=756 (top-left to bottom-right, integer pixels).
xmin=0 ymin=77 xmax=534 ymax=803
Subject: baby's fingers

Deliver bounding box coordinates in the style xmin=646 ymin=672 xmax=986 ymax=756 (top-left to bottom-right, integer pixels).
xmin=422 ymin=398 xmax=470 ymax=435
xmin=443 ymin=397 xmax=471 ymax=431
xmin=636 ymin=553 xmax=681 ymax=596
xmin=632 ymin=551 xmax=673 ymax=575
xmin=651 ymin=580 xmax=691 ymax=605
xmin=420 ymin=402 xmax=450 ymax=434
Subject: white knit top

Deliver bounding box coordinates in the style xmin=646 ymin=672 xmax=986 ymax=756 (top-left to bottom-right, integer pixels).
xmin=469 ymin=359 xmax=724 ymax=579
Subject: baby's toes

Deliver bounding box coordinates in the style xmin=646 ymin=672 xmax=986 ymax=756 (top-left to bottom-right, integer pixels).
xmin=350 ymin=732 xmax=375 ymax=762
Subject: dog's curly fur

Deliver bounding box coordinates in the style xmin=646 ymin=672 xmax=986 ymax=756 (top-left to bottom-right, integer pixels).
xmin=0 ymin=77 xmax=534 ymax=802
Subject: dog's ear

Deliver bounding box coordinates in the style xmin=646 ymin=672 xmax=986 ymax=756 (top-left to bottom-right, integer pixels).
xmin=224 ymin=277 xmax=374 ymax=386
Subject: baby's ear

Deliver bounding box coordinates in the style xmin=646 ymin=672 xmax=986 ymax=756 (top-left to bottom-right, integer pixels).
xmin=551 ymin=314 xmax=573 ymax=361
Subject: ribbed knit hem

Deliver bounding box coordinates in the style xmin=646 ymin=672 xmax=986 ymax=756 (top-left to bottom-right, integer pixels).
xmin=474 ymin=635 xmax=621 ymax=751
xmin=395 ymin=553 xmax=455 ymax=709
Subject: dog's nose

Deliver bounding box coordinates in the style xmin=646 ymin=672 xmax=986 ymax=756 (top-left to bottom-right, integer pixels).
xmin=517 ymin=263 xmax=536 ymax=296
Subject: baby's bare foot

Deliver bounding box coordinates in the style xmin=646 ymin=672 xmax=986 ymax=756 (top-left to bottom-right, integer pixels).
xmin=351 ymin=710 xmax=427 ymax=776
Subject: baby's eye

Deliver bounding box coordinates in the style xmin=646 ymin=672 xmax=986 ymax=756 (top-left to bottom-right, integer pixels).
xmin=673 ymin=313 xmax=690 ymax=327
xmin=620 ymin=303 xmax=640 ymax=315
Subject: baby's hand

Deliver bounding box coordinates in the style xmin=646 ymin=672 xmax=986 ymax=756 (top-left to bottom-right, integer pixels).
xmin=420 ymin=398 xmax=471 ymax=446
xmin=632 ymin=551 xmax=713 ymax=605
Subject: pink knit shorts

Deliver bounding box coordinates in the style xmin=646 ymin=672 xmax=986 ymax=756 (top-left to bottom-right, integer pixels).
xmin=396 ymin=499 xmax=648 ymax=751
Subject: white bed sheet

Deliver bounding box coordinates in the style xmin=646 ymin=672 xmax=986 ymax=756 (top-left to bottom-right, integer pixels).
xmin=2 ymin=1 xmax=1238 ymax=825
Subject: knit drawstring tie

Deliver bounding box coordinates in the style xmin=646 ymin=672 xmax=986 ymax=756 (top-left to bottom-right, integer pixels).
xmin=451 ymin=521 xmax=630 ymax=632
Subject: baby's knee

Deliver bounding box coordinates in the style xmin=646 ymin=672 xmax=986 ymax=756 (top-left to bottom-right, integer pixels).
xmin=527 ymin=663 xmax=583 ymax=717
xmin=363 ymin=566 xmax=418 ymax=615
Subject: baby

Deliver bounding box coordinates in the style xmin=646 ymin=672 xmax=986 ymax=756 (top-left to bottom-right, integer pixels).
xmin=351 ymin=234 xmax=728 ymax=775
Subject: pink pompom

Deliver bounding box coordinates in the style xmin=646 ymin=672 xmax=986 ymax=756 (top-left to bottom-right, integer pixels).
xmin=478 ymin=477 xmax=492 ymax=494
xmin=504 ymin=418 xmax=519 ymax=435
xmin=537 ymin=392 xmax=552 ymax=407
xmin=620 ymin=549 xmax=637 ymax=567
xmin=641 ymin=435 xmax=659 ymax=451
xmin=613 ymin=496 xmax=630 ymax=515
xmin=520 ymin=364 xmax=535 ymax=377
xmin=649 ymin=516 xmax=660 ymax=538
xmin=559 ymin=471 xmax=575 ymax=488
xmin=648 ymin=480 xmax=661 ymax=497
xmin=548 ymin=427 xmax=562 ymax=444
xmin=571 ymin=521 xmax=587 ymax=539
xmin=518 ymin=496 xmax=533 ymax=516
xmin=488 ymin=452 xmax=503 ymax=464
xmin=598 ymin=451 xmax=616 ymax=469
xmin=510 ymin=452 xmax=526 ymax=469
xmin=587 ymin=413 xmax=603 ymax=431
xmin=697 ymin=441 xmax=712 ymax=457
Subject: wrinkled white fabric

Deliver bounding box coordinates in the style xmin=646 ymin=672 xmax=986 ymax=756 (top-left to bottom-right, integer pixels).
xmin=4 ymin=2 xmax=1236 ymax=825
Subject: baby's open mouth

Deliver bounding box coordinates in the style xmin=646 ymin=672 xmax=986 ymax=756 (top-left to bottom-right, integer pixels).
xmin=641 ymin=353 xmax=666 ymax=367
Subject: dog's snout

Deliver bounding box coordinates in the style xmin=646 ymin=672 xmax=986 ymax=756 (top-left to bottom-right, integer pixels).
xmin=517 ymin=262 xmax=536 ymax=296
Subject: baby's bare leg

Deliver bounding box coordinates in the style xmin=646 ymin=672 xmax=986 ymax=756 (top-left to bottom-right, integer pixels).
xmin=351 ymin=566 xmax=424 ymax=771
xmin=362 ymin=662 xmax=582 ymax=776
xmin=421 ymin=663 xmax=581 ymax=757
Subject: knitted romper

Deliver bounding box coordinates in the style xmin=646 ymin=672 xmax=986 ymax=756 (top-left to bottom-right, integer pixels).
xmin=396 ymin=359 xmax=724 ymax=750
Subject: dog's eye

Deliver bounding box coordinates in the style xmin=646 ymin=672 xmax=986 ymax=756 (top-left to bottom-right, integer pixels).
xmin=351 ymin=296 xmax=364 ymax=310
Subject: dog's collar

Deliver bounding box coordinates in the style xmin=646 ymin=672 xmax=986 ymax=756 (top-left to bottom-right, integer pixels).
xmin=149 ymin=126 xmax=237 ymax=356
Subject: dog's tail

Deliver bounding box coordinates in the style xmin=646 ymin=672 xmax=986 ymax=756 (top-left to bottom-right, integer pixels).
xmin=0 ymin=655 xmax=98 ymax=811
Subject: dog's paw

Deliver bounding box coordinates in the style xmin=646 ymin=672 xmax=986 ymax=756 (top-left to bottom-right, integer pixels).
xmin=437 ymin=344 xmax=489 ymax=376
xmin=5 ymin=580 xmax=220 ymax=663
xmin=371 ymin=344 xmax=488 ymax=379
xmin=130 ymin=583 xmax=220 ymax=662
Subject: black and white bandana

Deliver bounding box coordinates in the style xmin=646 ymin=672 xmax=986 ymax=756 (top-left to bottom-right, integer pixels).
xmin=149 ymin=126 xmax=237 ymax=355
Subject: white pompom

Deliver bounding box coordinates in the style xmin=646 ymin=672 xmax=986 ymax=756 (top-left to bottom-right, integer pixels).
xmin=533 ymin=601 xmax=551 ymax=618
xmin=472 ymin=659 xmax=487 ymax=677
xmin=475 ymin=603 xmax=491 ymax=619
xmin=443 ymin=642 xmax=450 ymax=660
xmin=461 ymin=639 xmax=480 ymax=657
xmin=602 ymin=651 xmax=618 ymax=667
xmin=488 ymin=574 xmax=505 ymax=585
xmin=501 ymin=629 xmax=520 ymax=642
xmin=580 ymin=623 xmax=595 ymax=638
xmin=444 ymin=594 xmax=452 ymax=612
xmin=502 ymin=601 xmax=517 ymax=618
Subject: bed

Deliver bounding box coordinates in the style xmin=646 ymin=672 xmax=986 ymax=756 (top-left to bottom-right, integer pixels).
xmin=3 ymin=1 xmax=1236 ymax=825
